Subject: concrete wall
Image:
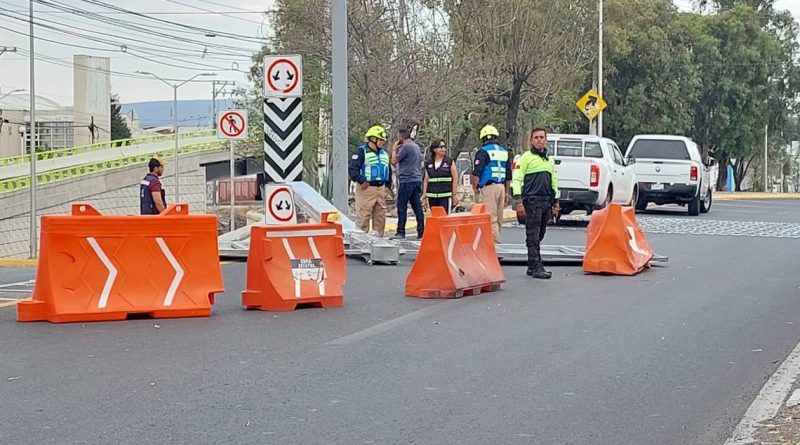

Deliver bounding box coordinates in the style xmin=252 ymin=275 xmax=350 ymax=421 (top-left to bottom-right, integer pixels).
xmin=73 ymin=55 xmax=111 ymax=147
xmin=0 ymin=149 xmax=227 ymax=259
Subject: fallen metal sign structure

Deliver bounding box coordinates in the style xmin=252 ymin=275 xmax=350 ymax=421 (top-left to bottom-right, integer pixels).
xmin=217 ymin=181 xmax=669 ymax=265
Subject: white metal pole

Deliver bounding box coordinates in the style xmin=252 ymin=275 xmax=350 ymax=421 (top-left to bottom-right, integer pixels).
xmin=597 ymin=0 xmax=604 ymax=138
xmin=229 ymin=139 xmax=235 ymax=232
xmin=173 ymin=85 xmax=179 ymax=202
xmin=331 ymin=0 xmax=349 ymax=211
xmin=29 ymin=0 xmax=37 ymax=259
xmin=765 ymin=123 xmax=769 ymax=192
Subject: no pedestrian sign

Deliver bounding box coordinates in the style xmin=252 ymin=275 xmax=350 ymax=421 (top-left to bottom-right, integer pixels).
xmin=265 ymin=184 xmax=297 ymax=225
xmin=263 ymin=54 xmax=303 ymax=98
xmin=217 ymin=109 xmax=248 ymax=140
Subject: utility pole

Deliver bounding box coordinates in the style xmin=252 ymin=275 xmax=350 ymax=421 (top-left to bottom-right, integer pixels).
xmin=597 ymin=0 xmax=604 ymax=138
xmin=331 ymin=1 xmax=349 ymax=212
xmin=29 ymin=0 xmax=37 ymax=259
xmin=764 ymin=123 xmax=769 ymax=192
xmin=211 ymin=80 xmax=234 ymax=129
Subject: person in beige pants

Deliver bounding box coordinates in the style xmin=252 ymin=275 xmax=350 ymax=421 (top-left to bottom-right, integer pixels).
xmin=470 ymin=125 xmax=512 ymax=243
xmin=349 ymin=125 xmax=393 ymax=237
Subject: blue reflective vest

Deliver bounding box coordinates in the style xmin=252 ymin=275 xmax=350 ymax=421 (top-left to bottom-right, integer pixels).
xmin=478 ymin=143 xmax=509 ymax=187
xmin=140 ymin=173 xmax=165 ymax=215
xmin=359 ymin=144 xmax=391 ymax=184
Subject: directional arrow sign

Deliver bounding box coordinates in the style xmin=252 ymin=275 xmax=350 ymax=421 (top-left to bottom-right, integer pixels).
xmin=265 ymin=184 xmax=297 ymax=224
xmin=263 ymin=54 xmax=303 ymax=98
xmin=576 ymin=88 xmax=607 ymax=121
xmin=263 ymin=97 xmax=303 ymax=183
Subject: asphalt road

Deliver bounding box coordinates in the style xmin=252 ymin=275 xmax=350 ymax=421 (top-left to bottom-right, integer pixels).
xmin=1 ymin=199 xmax=799 ymax=445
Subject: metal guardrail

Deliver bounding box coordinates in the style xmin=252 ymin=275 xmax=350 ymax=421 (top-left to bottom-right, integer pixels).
xmin=0 ymin=140 xmax=226 ymax=194
xmin=0 ymin=129 xmax=216 ymax=167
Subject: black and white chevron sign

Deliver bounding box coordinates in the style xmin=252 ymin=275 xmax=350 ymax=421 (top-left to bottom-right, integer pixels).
xmin=263 ymin=97 xmax=302 ymax=182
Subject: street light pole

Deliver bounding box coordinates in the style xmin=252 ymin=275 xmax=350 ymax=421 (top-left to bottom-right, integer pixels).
xmin=29 ymin=0 xmax=37 ymax=259
xmin=597 ymin=0 xmax=604 ymax=138
xmin=136 ymin=71 xmax=216 ymax=202
xmin=331 ymin=0 xmax=349 ymax=211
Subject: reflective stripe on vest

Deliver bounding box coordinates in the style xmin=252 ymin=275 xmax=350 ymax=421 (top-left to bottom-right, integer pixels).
xmin=478 ymin=144 xmax=509 ymax=187
xmin=426 ymin=157 xmax=453 ymax=198
xmin=361 ymin=145 xmax=390 ymax=183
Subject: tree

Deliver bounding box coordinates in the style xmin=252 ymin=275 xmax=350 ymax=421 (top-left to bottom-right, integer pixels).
xmin=445 ymin=0 xmax=593 ymax=150
xmin=110 ymin=94 xmax=131 ymax=142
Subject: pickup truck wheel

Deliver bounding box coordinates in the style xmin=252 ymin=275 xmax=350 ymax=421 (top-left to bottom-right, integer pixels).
xmin=602 ymin=186 xmax=613 ymax=208
xmin=626 ymin=186 xmax=638 ymax=207
xmin=700 ymin=188 xmax=712 ymax=213
xmin=688 ymin=194 xmax=701 ymax=216
xmin=635 ymin=193 xmax=648 ymax=212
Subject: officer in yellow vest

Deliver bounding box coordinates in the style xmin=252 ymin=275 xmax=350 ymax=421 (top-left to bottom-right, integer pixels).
xmin=470 ymin=125 xmax=512 ymax=243
xmin=511 ymin=127 xmax=559 ymax=279
xmin=349 ymin=125 xmax=393 ymax=237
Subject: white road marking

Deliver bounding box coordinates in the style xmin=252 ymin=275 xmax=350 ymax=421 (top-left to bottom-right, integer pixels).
xmin=156 ymin=238 xmax=184 ymax=307
xmin=724 ymin=340 xmax=800 ymax=444
xmin=86 ymin=237 xmax=117 ymax=309
xmin=326 ymin=302 xmax=452 ymax=346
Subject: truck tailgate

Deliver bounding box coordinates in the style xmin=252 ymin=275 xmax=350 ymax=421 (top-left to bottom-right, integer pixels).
xmin=555 ymin=157 xmax=594 ymax=189
xmin=632 ymin=160 xmax=691 ymax=184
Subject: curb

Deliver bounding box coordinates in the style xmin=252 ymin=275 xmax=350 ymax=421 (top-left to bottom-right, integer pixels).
xmin=715 ymin=193 xmax=800 ymax=201
xmin=0 ymin=258 xmax=38 ymax=268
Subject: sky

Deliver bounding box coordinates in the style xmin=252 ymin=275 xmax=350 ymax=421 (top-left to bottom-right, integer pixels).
xmin=0 ymin=0 xmax=273 ymax=105
xmin=0 ymin=0 xmax=798 ymax=107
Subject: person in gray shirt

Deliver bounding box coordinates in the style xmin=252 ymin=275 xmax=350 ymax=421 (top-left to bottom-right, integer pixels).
xmin=390 ymin=126 xmax=425 ymax=239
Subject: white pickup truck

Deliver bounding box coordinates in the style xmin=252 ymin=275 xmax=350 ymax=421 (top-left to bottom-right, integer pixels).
xmin=624 ymin=135 xmax=715 ymax=216
xmin=512 ymin=134 xmax=639 ymax=218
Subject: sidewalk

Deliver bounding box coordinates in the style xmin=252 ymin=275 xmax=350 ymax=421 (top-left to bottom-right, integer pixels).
xmin=715 ymin=192 xmax=800 ymax=201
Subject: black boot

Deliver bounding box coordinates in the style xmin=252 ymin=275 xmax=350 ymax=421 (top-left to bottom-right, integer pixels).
xmin=531 ymin=261 xmax=552 ymax=280
xmin=526 ymin=259 xmax=535 ymax=276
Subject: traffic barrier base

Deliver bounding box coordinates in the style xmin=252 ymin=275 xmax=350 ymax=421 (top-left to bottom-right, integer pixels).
xmin=405 ymin=205 xmax=505 ymax=299
xmin=242 ymin=214 xmax=345 ymax=311
xmin=583 ymin=203 xmax=654 ymax=275
xmin=17 ymin=203 xmax=224 ymax=323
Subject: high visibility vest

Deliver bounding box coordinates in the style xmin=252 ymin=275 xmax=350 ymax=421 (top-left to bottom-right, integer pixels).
xmin=478 ymin=143 xmax=509 ymax=187
xmin=360 ymin=145 xmax=390 ymax=184
xmin=140 ymin=173 xmax=165 ymax=215
xmin=425 ymin=156 xmax=454 ymax=198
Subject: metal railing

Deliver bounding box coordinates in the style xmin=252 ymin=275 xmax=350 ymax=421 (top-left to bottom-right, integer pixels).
xmin=0 ymin=129 xmax=216 ymax=167
xmin=0 ymin=140 xmax=226 ymax=194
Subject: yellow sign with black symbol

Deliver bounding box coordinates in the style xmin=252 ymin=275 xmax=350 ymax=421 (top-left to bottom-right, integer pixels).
xmin=576 ymin=88 xmax=607 ymax=121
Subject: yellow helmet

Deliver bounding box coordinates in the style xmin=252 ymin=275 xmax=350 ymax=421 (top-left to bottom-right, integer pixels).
xmin=479 ymin=125 xmax=500 ymax=140
xmin=365 ymin=125 xmax=388 ymax=141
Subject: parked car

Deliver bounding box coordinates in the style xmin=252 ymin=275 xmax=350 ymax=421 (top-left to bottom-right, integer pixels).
xmin=624 ymin=135 xmax=715 ymax=216
xmin=513 ymin=134 xmax=638 ymax=218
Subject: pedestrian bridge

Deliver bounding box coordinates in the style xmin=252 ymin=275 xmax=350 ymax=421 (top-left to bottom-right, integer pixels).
xmin=0 ymin=131 xmax=228 ymax=258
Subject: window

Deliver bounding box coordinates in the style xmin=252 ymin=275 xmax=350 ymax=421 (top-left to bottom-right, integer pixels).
xmin=555 ymin=140 xmax=582 ymax=157
xmin=628 ymin=139 xmax=690 ymax=160
xmin=584 ymin=141 xmax=603 ymax=158
xmin=610 ymin=144 xmax=625 ymax=166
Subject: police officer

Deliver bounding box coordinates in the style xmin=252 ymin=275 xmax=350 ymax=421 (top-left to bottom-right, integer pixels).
xmin=511 ymin=127 xmax=559 ymax=279
xmin=470 ymin=125 xmax=512 ymax=243
xmin=348 ymin=125 xmax=392 ymax=237
xmin=140 ymin=157 xmax=166 ymax=215
xmin=422 ymin=138 xmax=458 ymax=213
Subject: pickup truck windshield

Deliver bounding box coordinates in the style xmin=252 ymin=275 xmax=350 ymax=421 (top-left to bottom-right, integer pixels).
xmin=628 ymin=139 xmax=690 ymax=160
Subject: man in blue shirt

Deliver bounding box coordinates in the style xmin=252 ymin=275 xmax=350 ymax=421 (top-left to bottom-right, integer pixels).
xmin=391 ymin=126 xmax=425 ymax=239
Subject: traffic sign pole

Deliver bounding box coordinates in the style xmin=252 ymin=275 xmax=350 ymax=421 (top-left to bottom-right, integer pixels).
xmin=229 ymin=138 xmax=235 ymax=233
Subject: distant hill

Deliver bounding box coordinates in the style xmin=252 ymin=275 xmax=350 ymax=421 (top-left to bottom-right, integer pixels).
xmin=121 ymin=99 xmax=235 ymax=128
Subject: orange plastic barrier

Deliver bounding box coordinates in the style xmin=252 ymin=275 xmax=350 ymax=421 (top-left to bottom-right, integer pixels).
xmin=583 ymin=203 xmax=654 ymax=275
xmin=406 ymin=205 xmax=505 ymax=298
xmin=18 ymin=203 xmax=224 ymax=323
xmin=242 ymin=214 xmax=345 ymax=311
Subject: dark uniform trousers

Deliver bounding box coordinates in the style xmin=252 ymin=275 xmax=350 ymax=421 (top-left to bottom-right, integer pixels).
xmin=523 ymin=197 xmax=552 ymax=263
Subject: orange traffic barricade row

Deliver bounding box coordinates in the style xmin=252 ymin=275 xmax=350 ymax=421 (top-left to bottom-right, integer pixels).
xmin=406 ymin=204 xmax=505 ymax=298
xmin=583 ymin=203 xmax=654 ymax=275
xmin=241 ymin=213 xmax=345 ymax=311
xmin=18 ymin=203 xmax=224 ymax=323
